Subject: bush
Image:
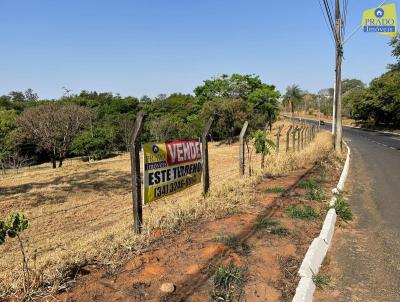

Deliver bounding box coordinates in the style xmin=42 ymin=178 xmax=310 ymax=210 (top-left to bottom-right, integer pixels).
xmin=284 ymin=205 xmax=319 ymax=220
xmin=333 ymin=197 xmax=353 ymax=221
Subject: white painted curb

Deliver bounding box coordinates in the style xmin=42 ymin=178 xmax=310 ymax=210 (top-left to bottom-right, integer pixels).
xmin=337 ymin=143 xmax=351 ymax=192
xmin=292 ymin=277 xmax=316 ymax=302
xmin=292 ymin=140 xmax=351 ymax=302
xmin=329 ymin=196 xmax=337 ymax=207
xmin=319 ymin=209 xmax=337 ymax=246
xmin=298 ymin=237 xmax=328 ymax=278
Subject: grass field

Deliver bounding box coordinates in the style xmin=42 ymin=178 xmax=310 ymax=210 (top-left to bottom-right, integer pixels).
xmin=0 ymin=121 xmax=332 ymax=296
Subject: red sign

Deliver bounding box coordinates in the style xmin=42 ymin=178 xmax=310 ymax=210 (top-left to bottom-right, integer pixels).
xmin=166 ymin=140 xmax=201 ymax=165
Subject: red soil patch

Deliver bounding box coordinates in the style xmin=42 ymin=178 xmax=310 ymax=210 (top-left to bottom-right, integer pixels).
xmin=42 ymin=163 xmax=335 ymax=302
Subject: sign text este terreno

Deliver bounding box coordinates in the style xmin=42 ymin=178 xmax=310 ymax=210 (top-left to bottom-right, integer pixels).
xmin=143 ymin=140 xmax=202 ymax=204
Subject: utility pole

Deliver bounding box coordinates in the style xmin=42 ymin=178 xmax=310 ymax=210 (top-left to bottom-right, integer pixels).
xmin=333 ymin=0 xmax=343 ymax=151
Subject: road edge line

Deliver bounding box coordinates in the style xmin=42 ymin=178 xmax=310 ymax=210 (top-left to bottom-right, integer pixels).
xmin=292 ymin=140 xmax=351 ymax=302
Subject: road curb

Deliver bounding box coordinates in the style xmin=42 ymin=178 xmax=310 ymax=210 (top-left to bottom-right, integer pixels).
xmin=292 ymin=140 xmax=351 ymax=302
xmin=337 ymin=143 xmax=351 ymax=192
xmin=298 ymin=237 xmax=328 ymax=278
xmin=319 ymin=209 xmax=337 ymax=246
xmin=292 ymin=277 xmax=316 ymax=302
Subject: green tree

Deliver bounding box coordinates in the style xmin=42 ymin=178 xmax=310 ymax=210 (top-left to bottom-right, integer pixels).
xmin=194 ymin=74 xmax=266 ymax=104
xmin=247 ymin=86 xmax=280 ymax=131
xmin=341 ymin=79 xmax=365 ymax=94
xmin=283 ymin=85 xmax=303 ymax=117
xmin=251 ymin=129 xmax=275 ymax=169
xmin=201 ymin=98 xmax=250 ymax=143
xmin=388 ymin=33 xmax=400 ymax=71
xmin=71 ymin=127 xmax=114 ymax=160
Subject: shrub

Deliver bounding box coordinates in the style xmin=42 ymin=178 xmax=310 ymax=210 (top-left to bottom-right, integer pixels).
xmin=284 ymin=205 xmax=319 ymax=220
xmin=211 ymin=264 xmax=245 ymax=301
xmin=333 ymin=197 xmax=353 ymax=221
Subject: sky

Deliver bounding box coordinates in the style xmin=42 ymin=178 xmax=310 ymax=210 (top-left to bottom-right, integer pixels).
xmin=0 ymin=0 xmax=398 ymax=99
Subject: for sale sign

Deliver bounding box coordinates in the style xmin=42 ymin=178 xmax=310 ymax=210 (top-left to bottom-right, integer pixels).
xmin=143 ymin=140 xmax=202 ymax=204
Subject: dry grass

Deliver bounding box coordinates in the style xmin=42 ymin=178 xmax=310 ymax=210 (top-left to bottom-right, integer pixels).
xmin=0 ymin=121 xmax=332 ymax=297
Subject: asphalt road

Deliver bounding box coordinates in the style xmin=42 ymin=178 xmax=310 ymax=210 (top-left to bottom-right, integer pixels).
xmin=292 ymin=117 xmax=400 ymax=301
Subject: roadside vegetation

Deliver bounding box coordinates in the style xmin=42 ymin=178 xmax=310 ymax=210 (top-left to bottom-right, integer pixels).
xmin=284 ymin=205 xmax=320 ymax=220
xmin=280 ymin=34 xmax=400 ymax=130
xmin=211 ymin=264 xmax=245 ymax=301
xmin=0 ymin=127 xmax=333 ymax=297
xmin=0 ymin=74 xmax=280 ymax=173
xmin=333 ymin=196 xmax=353 ymax=221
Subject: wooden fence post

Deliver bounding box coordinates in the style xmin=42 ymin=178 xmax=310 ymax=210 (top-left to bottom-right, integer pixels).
xmin=292 ymin=126 xmax=298 ymax=152
xmin=297 ymin=127 xmax=301 ymax=151
xmin=130 ymin=111 xmax=146 ymax=234
xmin=286 ymin=125 xmax=293 ymax=153
xmin=301 ymin=127 xmax=305 ymax=149
xmin=239 ymin=121 xmax=249 ymax=176
xmin=202 ymin=117 xmax=214 ymax=195
xmin=276 ymin=125 xmax=283 ymax=153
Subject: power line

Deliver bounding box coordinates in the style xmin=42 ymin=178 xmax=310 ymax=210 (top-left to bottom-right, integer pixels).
xmin=317 ymin=0 xmax=335 ymax=42
xmin=322 ymin=0 xmax=336 ymax=38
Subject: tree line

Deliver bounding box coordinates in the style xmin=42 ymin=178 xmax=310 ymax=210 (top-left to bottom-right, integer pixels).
xmin=0 ymin=74 xmax=280 ymax=171
xmin=282 ymin=35 xmax=400 ymax=129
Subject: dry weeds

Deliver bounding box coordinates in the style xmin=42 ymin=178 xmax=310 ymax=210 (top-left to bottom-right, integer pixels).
xmin=0 ymin=121 xmax=332 ymax=297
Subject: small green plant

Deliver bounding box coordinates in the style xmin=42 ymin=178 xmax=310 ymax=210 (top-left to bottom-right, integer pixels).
xmin=298 ymin=179 xmax=321 ymax=190
xmin=269 ymin=226 xmax=290 ymax=237
xmin=251 ymin=129 xmax=275 ymax=169
xmin=333 ymin=197 xmax=353 ymax=221
xmin=0 ymin=212 xmax=30 ymax=291
xmin=255 ymin=218 xmax=289 ymax=236
xmin=284 ymin=205 xmax=319 ymax=220
xmin=312 ymin=274 xmax=331 ymax=289
xmin=306 ymin=188 xmax=326 ymax=201
xmin=214 ymin=236 xmax=250 ymax=255
xmin=265 ymin=186 xmax=286 ymax=193
xmin=211 ymin=264 xmax=245 ymax=301
xmin=255 ymin=217 xmax=279 ymax=229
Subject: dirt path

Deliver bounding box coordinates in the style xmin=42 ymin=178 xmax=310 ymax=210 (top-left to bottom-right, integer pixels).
xmin=36 ymin=158 xmax=339 ymax=302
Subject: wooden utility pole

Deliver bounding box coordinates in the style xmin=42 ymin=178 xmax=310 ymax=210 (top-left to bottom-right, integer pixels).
xmin=130 ymin=111 xmax=146 ymax=234
xmin=333 ymin=0 xmax=343 ymax=151
xmin=202 ymin=117 xmax=214 ymax=195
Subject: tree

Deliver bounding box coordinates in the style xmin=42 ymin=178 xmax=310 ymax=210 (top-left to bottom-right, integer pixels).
xmin=194 ymin=74 xmax=266 ymax=104
xmin=343 ymin=71 xmax=400 ymax=127
xmin=17 ymin=103 xmax=92 ymax=168
xmin=71 ymin=127 xmax=114 ymax=160
xmin=24 ymin=89 xmax=38 ymax=102
xmin=388 ymin=33 xmax=400 ymax=71
xmin=341 ymin=79 xmax=365 ymax=94
xmin=283 ymin=85 xmax=303 ymax=117
xmin=201 ymin=98 xmax=250 ymax=143
xmin=250 ymin=130 xmax=275 ymax=169
xmin=247 ymin=86 xmax=280 ymax=131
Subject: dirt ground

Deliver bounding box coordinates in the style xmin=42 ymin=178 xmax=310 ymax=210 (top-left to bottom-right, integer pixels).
xmin=0 ymin=142 xmax=242 ymax=292
xmin=0 ymin=122 xmax=333 ymax=300
xmin=40 ymin=153 xmax=341 ymax=302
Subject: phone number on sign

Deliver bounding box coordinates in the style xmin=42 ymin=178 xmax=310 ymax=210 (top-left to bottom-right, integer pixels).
xmin=153 ymin=176 xmax=198 ymax=199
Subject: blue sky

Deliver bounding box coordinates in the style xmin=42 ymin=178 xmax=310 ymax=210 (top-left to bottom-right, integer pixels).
xmin=0 ymin=0 xmax=398 ymax=99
